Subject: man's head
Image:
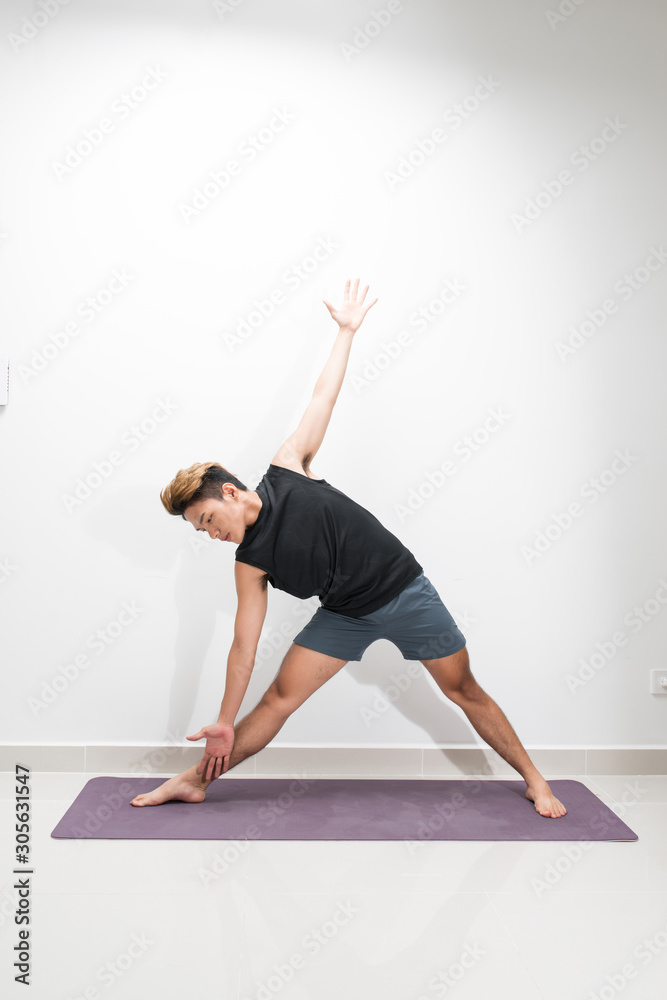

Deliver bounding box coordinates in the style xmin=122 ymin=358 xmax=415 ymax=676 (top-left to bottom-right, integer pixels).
xmin=160 ymin=462 xmax=256 ymax=543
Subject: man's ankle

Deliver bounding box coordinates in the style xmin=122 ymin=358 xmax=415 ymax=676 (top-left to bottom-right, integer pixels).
xmin=186 ymin=764 xmax=214 ymax=786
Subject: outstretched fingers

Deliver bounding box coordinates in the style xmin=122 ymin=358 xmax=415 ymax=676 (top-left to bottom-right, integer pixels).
xmin=200 ymin=753 xmax=222 ymax=782
xmin=325 ymin=279 xmax=378 ymax=330
xmin=362 ymin=293 xmax=379 ymax=316
xmin=197 ymin=753 xmax=213 ymax=780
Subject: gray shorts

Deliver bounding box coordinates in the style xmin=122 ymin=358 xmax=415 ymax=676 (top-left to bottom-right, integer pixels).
xmin=293 ymin=571 xmax=466 ymax=662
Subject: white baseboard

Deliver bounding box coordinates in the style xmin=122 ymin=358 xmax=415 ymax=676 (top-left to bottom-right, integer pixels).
xmin=2 ymin=745 xmax=667 ymax=776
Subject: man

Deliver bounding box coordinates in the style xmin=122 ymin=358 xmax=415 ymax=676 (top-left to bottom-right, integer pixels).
xmin=131 ymin=279 xmax=566 ymax=818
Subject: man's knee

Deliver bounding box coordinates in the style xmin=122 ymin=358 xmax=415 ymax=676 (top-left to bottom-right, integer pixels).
xmin=447 ymin=673 xmax=484 ymax=703
xmin=258 ymin=680 xmax=298 ymax=719
xmin=423 ymin=646 xmax=482 ymax=701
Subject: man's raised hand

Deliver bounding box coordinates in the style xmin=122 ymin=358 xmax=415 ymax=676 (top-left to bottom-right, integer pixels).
xmin=186 ymin=722 xmax=235 ymax=781
xmin=322 ymin=278 xmax=378 ymax=334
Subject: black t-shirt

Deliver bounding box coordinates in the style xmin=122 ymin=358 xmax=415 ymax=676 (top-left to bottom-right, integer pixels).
xmin=235 ymin=464 xmax=423 ymax=617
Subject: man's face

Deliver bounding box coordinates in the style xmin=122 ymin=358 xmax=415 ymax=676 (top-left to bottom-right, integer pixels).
xmin=184 ymin=488 xmax=239 ymax=543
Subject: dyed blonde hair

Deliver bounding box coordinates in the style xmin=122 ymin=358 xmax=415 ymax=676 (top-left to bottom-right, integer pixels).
xmin=160 ymin=462 xmax=248 ymax=519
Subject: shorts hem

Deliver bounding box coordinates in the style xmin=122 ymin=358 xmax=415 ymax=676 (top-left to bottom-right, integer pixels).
xmin=402 ymin=639 xmax=467 ymax=661
xmin=292 ymin=639 xmax=363 ymax=662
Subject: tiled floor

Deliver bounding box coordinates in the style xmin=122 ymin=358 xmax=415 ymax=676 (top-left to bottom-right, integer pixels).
xmin=1 ymin=772 xmax=665 ymax=1000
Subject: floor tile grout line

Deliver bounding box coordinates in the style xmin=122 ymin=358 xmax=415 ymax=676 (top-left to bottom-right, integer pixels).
xmin=584 ymin=775 xmax=617 ymax=802
xmin=236 ymin=891 xmax=247 ymax=1000
xmin=484 ymin=891 xmax=550 ymax=1000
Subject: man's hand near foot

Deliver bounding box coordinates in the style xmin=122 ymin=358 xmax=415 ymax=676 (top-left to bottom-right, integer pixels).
xmin=130 ymin=723 xmax=235 ymax=807
xmin=187 ymin=722 xmax=235 ymax=780
xmin=130 ymin=765 xmax=211 ymax=807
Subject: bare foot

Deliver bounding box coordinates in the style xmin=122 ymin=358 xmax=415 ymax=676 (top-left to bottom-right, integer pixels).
xmin=525 ymin=780 xmax=567 ymax=818
xmin=130 ymin=766 xmax=210 ymax=807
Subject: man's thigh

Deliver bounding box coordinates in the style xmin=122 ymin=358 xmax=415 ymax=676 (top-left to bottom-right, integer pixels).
xmin=268 ymin=642 xmax=349 ymax=712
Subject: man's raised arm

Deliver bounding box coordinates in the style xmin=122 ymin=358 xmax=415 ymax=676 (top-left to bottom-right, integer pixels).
xmin=274 ymin=278 xmax=378 ymax=473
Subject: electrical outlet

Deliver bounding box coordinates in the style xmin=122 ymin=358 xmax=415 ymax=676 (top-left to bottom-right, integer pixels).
xmin=650 ymin=669 xmax=667 ymax=694
xmin=0 ymin=358 xmax=8 ymax=405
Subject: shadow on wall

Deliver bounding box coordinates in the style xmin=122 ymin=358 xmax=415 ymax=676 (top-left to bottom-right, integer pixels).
xmin=77 ymin=481 xmax=237 ymax=738
xmin=79 ymin=483 xmax=485 ymax=751
xmin=347 ymin=640 xmax=482 ymax=749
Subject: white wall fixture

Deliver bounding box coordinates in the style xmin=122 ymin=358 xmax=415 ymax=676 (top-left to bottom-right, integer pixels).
xmin=0 ymin=359 xmax=8 ymax=404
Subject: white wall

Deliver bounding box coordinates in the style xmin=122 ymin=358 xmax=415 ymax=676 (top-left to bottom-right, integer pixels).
xmin=2 ymin=0 xmax=666 ymax=749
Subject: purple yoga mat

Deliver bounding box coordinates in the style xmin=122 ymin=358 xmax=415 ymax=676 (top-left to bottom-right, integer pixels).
xmin=50 ymin=777 xmax=637 ymax=842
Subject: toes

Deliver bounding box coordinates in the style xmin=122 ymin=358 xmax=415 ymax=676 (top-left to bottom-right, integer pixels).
xmin=529 ymin=791 xmax=568 ymax=817
xmin=131 ymin=794 xmax=155 ymax=807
